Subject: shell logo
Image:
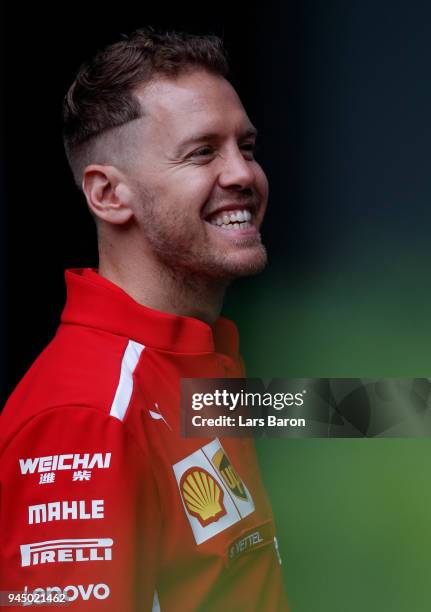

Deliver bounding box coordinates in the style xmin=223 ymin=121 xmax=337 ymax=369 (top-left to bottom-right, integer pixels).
xmin=180 ymin=468 xmax=226 ymax=527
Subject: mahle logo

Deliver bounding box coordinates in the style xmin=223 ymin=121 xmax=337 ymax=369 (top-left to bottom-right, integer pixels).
xmin=28 ymin=499 xmax=104 ymax=524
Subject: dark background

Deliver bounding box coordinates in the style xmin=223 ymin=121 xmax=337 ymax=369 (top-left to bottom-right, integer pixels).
xmin=0 ymin=3 xmax=269 ymax=398
xmin=3 ymin=2 xmax=431 ymax=610
xmin=4 ymin=2 xmax=431 ymax=399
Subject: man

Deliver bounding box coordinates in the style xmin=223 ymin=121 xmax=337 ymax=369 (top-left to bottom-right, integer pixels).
xmin=0 ymin=28 xmax=288 ymax=611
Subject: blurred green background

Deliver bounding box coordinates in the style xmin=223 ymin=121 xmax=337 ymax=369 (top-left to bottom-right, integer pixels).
xmin=224 ymin=254 xmax=431 ymax=611
xmin=224 ymin=3 xmax=431 ymax=603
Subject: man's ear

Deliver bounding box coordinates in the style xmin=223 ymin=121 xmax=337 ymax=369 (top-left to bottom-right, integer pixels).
xmin=82 ymin=164 xmax=134 ymax=225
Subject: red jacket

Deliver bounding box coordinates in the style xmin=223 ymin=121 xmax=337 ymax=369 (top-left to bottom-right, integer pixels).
xmin=0 ymin=268 xmax=288 ymax=611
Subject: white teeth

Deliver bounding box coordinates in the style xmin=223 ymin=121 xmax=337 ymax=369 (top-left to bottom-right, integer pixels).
xmin=209 ymin=209 xmax=253 ymax=227
xmin=210 ymin=220 xmax=251 ymax=230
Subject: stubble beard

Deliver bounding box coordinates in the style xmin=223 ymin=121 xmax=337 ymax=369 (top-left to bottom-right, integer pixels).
xmin=137 ymin=185 xmax=268 ymax=284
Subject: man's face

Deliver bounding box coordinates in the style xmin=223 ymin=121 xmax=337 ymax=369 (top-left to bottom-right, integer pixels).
xmin=125 ymin=69 xmax=268 ymax=279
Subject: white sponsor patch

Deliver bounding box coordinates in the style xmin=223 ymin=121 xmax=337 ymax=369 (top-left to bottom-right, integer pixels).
xmin=20 ymin=538 xmax=113 ymax=567
xmin=172 ymin=438 xmax=254 ymax=544
xmin=28 ymin=500 xmax=104 ymax=524
xmin=22 ymin=583 xmax=110 ymax=606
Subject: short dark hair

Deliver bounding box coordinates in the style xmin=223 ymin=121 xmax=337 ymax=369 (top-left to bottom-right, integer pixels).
xmin=62 ymin=27 xmax=229 ymax=187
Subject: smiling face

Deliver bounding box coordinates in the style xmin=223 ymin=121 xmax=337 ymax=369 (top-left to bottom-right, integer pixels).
xmin=124 ymin=69 xmax=269 ymax=280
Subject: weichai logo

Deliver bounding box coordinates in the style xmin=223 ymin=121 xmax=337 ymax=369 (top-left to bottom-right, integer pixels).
xmin=19 ymin=453 xmax=111 ymax=474
xmin=20 ymin=538 xmax=113 ymax=567
xmin=180 ymin=468 xmax=226 ymax=526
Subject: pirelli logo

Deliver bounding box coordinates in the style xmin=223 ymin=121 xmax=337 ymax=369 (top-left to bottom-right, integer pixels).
xmin=20 ymin=538 xmax=113 ymax=567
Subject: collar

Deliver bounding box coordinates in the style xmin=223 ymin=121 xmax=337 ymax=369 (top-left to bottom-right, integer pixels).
xmin=61 ymin=268 xmax=240 ymax=358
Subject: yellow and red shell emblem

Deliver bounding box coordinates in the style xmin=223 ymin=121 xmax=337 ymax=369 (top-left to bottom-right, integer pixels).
xmin=180 ymin=468 xmax=226 ymax=526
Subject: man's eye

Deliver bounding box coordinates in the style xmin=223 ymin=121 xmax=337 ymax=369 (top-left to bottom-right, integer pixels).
xmin=191 ymin=146 xmax=215 ymax=157
xmin=240 ymin=142 xmax=258 ymax=158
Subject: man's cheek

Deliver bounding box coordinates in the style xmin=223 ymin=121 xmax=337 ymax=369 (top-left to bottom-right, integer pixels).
xmin=252 ymin=166 xmax=268 ymax=202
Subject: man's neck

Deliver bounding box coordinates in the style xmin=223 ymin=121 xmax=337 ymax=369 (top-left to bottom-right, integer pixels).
xmin=98 ymin=259 xmax=229 ymax=325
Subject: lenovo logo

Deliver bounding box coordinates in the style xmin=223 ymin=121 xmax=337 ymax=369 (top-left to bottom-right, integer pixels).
xmin=22 ymin=583 xmax=110 ymax=606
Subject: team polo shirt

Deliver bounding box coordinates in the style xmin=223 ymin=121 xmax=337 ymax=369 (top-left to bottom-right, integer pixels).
xmin=0 ymin=268 xmax=288 ymax=611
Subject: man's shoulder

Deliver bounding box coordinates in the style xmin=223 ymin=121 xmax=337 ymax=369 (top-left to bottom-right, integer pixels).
xmin=1 ymin=323 xmax=134 ymax=441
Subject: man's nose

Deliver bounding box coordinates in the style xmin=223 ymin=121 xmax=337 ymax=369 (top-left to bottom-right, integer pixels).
xmin=217 ymin=148 xmax=255 ymax=190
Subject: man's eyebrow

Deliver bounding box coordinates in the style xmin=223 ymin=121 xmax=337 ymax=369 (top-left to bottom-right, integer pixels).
xmin=241 ymin=127 xmax=258 ymax=140
xmin=172 ymin=127 xmax=258 ymax=158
